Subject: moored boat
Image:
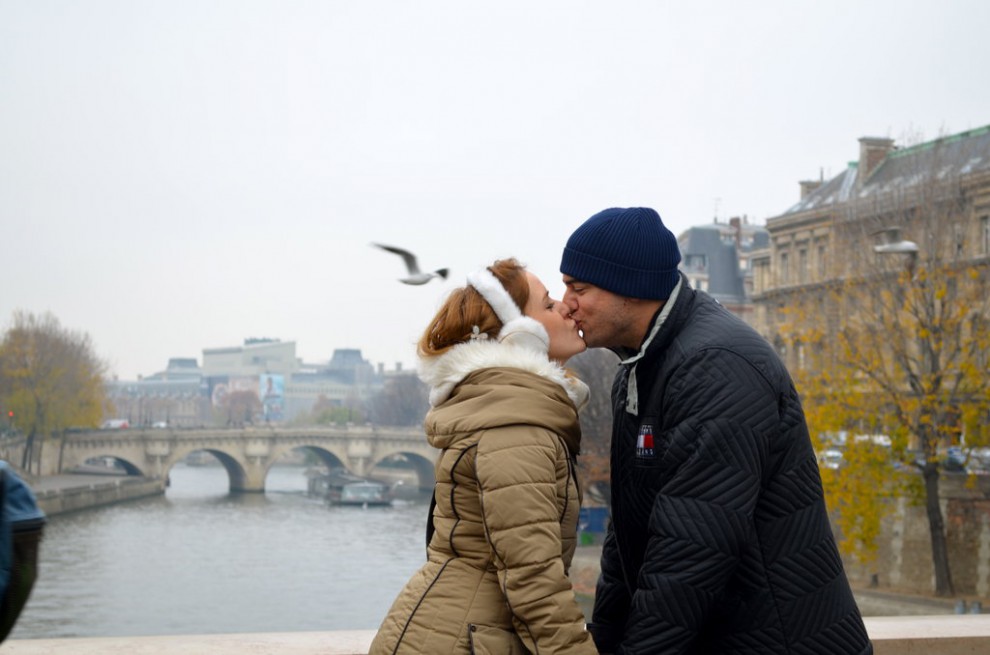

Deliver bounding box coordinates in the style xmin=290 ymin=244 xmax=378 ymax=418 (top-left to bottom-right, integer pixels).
xmin=308 ymin=468 xmax=393 ymax=507
xmin=327 ymin=479 xmax=392 ymax=507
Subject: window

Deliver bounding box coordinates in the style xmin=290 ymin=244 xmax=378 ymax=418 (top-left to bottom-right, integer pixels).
xmin=753 ymin=258 xmax=770 ymax=294
xmin=982 ymin=215 xmax=990 ymax=255
xmin=779 ymin=252 xmax=789 ymax=285
xmin=798 ymin=248 xmax=808 ymax=284
xmin=774 ymin=335 xmax=787 ymax=362
xmin=685 ymin=254 xmax=707 ymax=271
xmin=818 ymin=245 xmax=827 ymax=278
xmin=974 ymin=315 xmax=990 ymax=370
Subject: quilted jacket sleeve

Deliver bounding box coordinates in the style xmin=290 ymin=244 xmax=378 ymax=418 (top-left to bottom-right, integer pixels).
xmin=620 ymin=350 xmax=773 ymax=654
xmin=475 ymin=426 xmax=597 ymax=655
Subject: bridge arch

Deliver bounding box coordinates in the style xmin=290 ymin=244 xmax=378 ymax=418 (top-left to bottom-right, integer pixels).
xmin=368 ymin=450 xmax=435 ymax=492
xmin=75 ymin=454 xmax=145 ymax=477
xmin=267 ymin=442 xmax=350 ymax=475
xmin=39 ymin=426 xmax=434 ymax=493
xmin=161 ymin=446 xmax=251 ymax=492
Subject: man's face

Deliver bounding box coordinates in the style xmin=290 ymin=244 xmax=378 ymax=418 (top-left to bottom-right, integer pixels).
xmin=561 ymin=276 xmax=635 ymax=349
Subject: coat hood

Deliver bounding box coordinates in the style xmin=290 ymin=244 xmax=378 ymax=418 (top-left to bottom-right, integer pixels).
xmin=418 ymin=340 xmax=589 ymax=454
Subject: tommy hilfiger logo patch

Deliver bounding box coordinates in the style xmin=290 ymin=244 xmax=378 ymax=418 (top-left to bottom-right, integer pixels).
xmin=636 ymin=424 xmax=655 ymax=460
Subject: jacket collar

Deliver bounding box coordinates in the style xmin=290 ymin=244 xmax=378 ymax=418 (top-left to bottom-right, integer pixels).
xmin=418 ymin=340 xmax=590 ymax=410
xmin=616 ymin=275 xmax=685 ymax=366
xmin=614 ymin=273 xmax=690 ymax=415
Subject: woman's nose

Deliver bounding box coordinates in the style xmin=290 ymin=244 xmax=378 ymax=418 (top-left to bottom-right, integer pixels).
xmin=562 ymin=290 xmax=577 ymax=312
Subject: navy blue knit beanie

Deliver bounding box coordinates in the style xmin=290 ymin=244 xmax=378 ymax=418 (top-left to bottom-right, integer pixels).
xmin=560 ymin=207 xmax=681 ymax=300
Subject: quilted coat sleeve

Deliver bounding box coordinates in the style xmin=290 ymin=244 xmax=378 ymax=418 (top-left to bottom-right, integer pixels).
xmin=475 ymin=426 xmax=597 ymax=655
xmin=620 ymin=349 xmax=774 ymax=654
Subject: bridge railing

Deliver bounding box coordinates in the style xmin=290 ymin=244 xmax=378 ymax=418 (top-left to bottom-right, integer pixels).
xmin=58 ymin=424 xmax=425 ymax=438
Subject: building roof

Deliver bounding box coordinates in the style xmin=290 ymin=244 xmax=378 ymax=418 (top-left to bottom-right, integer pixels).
xmin=783 ymin=166 xmax=858 ymax=214
xmin=327 ymin=348 xmax=369 ymax=370
xmin=678 ymin=221 xmax=768 ymax=303
xmin=782 ymin=125 xmax=990 ymax=216
xmin=860 ymin=125 xmax=990 ymax=198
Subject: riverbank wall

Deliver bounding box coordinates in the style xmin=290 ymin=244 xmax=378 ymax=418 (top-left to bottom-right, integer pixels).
xmin=841 ymin=473 xmax=990 ymax=601
xmin=29 ymin=474 xmax=165 ymax=517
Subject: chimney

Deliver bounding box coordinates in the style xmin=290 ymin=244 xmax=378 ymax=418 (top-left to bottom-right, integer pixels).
xmin=799 ymin=180 xmax=823 ymax=199
xmin=729 ymin=216 xmax=742 ymax=248
xmin=858 ymin=136 xmax=895 ymax=182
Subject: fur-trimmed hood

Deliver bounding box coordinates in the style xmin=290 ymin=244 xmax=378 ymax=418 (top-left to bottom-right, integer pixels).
xmin=418 ymin=340 xmax=590 ymax=456
xmin=419 ymin=339 xmax=589 ymax=409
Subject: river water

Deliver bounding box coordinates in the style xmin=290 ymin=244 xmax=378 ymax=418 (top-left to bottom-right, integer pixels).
xmin=10 ymin=463 xmax=430 ymax=640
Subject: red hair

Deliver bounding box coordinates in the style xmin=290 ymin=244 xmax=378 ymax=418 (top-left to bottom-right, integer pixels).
xmin=417 ymin=258 xmax=529 ymax=357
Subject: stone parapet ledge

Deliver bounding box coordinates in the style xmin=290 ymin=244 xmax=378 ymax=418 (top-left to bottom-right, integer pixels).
xmin=867 ymin=614 xmax=990 ymax=654
xmin=4 ymin=616 xmax=990 ymax=654
xmin=0 ymin=630 xmax=376 ymax=654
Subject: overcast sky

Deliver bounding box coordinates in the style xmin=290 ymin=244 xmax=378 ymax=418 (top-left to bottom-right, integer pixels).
xmin=2 ymin=0 xmax=988 ymax=380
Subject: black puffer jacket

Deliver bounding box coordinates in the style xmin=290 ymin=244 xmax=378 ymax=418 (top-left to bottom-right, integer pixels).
xmin=590 ymin=276 xmax=872 ymax=654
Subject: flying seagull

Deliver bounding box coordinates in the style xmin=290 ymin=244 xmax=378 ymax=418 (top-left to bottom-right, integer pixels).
xmin=371 ymin=243 xmax=449 ymax=285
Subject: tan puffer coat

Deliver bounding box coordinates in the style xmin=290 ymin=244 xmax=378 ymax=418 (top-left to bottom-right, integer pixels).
xmin=370 ymin=340 xmax=597 ymax=655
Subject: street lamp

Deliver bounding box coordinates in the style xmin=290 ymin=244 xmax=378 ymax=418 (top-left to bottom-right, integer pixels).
xmin=872 ymin=226 xmax=918 ymax=254
xmin=874 ymin=240 xmax=920 ymax=255
xmin=872 ymin=227 xmax=919 ymax=276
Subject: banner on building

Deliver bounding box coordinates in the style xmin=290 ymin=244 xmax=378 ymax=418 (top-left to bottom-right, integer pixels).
xmin=261 ymin=374 xmax=284 ymax=422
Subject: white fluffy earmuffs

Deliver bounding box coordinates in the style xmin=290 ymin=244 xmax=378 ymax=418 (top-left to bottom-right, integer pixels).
xmin=466 ymin=268 xmax=550 ymax=355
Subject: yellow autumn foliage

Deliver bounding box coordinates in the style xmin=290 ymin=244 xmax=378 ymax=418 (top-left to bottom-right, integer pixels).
xmin=0 ymin=311 xmax=109 ymax=473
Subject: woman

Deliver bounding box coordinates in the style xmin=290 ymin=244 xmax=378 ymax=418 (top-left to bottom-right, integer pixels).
xmin=370 ymin=259 xmax=596 ymax=654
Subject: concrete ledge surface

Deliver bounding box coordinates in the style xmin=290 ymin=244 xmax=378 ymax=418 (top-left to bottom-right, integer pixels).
xmin=866 ymin=614 xmax=990 ymax=654
xmin=0 ymin=630 xmax=376 ymax=654
xmin=5 ymin=616 xmax=990 ymax=654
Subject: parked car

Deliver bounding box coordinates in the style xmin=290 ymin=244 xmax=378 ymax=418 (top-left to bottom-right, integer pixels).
xmin=942 ymin=446 xmax=967 ymax=472
xmin=819 ymin=449 xmax=844 ymax=470
xmin=968 ymin=448 xmax=990 ymax=475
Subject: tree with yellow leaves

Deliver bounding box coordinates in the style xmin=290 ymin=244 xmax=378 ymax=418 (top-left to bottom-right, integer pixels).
xmin=777 ymin=294 xmax=907 ymax=575
xmin=834 ymin=249 xmax=990 ymax=597
xmin=0 ymin=311 xmax=109 ymax=474
xmin=776 ymin=132 xmax=990 ymax=597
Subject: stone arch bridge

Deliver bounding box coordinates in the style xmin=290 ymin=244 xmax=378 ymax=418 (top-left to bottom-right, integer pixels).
xmin=26 ymin=425 xmax=436 ymax=494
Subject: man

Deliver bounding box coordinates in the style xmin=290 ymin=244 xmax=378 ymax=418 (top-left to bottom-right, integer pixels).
xmin=560 ymin=207 xmax=872 ymax=654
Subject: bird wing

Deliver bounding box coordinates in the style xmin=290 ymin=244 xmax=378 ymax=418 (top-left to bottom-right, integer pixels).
xmin=371 ymin=243 xmax=421 ymax=274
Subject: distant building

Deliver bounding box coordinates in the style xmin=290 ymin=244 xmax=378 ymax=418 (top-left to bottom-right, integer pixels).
xmin=202 ymin=338 xmax=300 ymax=378
xmin=285 ymin=348 xmax=384 ymax=420
xmin=677 ymin=216 xmax=769 ymax=322
xmin=106 ymin=340 xmax=399 ymax=426
xmin=106 ymin=358 xmax=207 ymax=427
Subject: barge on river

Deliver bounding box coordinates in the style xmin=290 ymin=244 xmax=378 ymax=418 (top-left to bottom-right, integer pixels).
xmin=307 ymin=468 xmax=393 ymax=507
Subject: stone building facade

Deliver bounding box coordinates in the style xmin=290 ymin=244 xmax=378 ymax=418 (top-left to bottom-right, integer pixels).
xmin=750 ymin=125 xmax=990 ymax=599
xmin=752 ymin=125 xmax=990 ymax=370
